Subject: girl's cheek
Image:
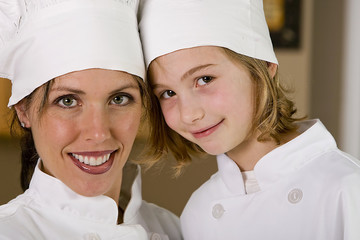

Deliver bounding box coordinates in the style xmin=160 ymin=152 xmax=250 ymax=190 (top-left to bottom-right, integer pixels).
xmin=160 ymin=102 xmax=173 ymax=118
xmin=160 ymin=99 xmax=181 ymax=128
xmin=163 ymin=109 xmax=177 ymax=129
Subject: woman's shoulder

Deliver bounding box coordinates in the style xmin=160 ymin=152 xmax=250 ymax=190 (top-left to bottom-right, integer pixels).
xmin=0 ymin=192 xmax=33 ymax=219
xmin=0 ymin=192 xmax=36 ymax=237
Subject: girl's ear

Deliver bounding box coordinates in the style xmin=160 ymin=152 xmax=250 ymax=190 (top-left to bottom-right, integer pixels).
xmin=268 ymin=62 xmax=278 ymax=79
xmin=14 ymin=100 xmax=30 ymax=128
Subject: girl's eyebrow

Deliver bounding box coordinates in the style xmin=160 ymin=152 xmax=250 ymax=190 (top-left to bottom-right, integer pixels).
xmin=180 ymin=64 xmax=214 ymax=81
xmin=152 ymin=64 xmax=215 ymax=90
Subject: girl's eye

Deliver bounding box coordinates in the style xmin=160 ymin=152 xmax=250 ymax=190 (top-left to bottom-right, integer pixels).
xmin=161 ymin=90 xmax=176 ymax=99
xmin=197 ymin=76 xmax=213 ymax=86
xmin=57 ymin=96 xmax=77 ymax=108
xmin=111 ymin=95 xmax=130 ymax=105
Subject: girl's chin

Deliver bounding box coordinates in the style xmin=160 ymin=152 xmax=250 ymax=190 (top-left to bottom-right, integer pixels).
xmin=200 ymin=146 xmax=226 ymax=156
xmin=195 ymin=140 xmax=228 ymax=155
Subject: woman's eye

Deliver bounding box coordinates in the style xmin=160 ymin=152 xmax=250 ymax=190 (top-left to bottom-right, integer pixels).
xmin=57 ymin=96 xmax=77 ymax=108
xmin=197 ymin=76 xmax=213 ymax=86
xmin=111 ymin=95 xmax=130 ymax=105
xmin=161 ymin=90 xmax=176 ymax=99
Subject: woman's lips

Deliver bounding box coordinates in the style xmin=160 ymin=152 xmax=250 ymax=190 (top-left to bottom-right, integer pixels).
xmin=69 ymin=151 xmax=115 ymax=175
xmin=191 ymin=119 xmax=224 ymax=139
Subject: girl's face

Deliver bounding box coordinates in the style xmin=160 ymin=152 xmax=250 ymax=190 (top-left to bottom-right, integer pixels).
xmin=149 ymin=46 xmax=255 ymax=156
xmin=16 ymin=69 xmax=142 ymax=201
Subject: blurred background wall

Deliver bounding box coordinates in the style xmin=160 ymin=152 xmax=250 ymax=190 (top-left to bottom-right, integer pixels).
xmin=0 ymin=0 xmax=359 ymax=216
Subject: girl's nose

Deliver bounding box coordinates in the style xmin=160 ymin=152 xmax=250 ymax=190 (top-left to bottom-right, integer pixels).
xmin=178 ymin=97 xmax=205 ymax=124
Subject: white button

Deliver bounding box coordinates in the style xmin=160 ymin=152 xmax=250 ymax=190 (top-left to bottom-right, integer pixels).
xmin=288 ymin=188 xmax=303 ymax=204
xmin=212 ymin=203 xmax=225 ymax=219
xmin=150 ymin=233 xmax=162 ymax=240
xmin=83 ymin=233 xmax=101 ymax=240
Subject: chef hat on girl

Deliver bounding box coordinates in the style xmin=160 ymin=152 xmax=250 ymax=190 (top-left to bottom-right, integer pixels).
xmin=139 ymin=0 xmax=278 ymax=68
xmin=0 ymin=0 xmax=144 ymax=107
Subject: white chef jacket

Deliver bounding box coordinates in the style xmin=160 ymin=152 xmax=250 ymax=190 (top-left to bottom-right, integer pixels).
xmin=0 ymin=161 xmax=182 ymax=240
xmin=181 ymin=119 xmax=360 ymax=240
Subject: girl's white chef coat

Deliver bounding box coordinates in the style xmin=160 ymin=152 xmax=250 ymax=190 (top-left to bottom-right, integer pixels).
xmin=0 ymin=161 xmax=182 ymax=240
xmin=181 ymin=119 xmax=360 ymax=240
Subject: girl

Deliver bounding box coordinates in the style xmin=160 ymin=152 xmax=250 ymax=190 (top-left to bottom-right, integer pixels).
xmin=0 ymin=0 xmax=181 ymax=239
xmin=139 ymin=0 xmax=360 ymax=239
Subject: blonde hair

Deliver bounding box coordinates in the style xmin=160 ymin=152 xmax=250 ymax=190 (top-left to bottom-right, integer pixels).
xmin=144 ymin=47 xmax=302 ymax=175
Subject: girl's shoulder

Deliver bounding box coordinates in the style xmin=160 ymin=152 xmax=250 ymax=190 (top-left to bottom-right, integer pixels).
xmin=138 ymin=201 xmax=182 ymax=240
xmin=182 ymin=171 xmax=224 ymax=212
xmin=315 ymin=149 xmax=360 ymax=179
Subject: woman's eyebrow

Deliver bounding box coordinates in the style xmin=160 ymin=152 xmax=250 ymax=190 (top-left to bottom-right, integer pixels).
xmin=108 ymin=83 xmax=139 ymax=95
xmin=50 ymin=86 xmax=85 ymax=95
xmin=51 ymin=83 xmax=139 ymax=95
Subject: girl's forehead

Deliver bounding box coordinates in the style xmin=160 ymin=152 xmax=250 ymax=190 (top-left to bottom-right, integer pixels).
xmin=153 ymin=46 xmax=229 ymax=73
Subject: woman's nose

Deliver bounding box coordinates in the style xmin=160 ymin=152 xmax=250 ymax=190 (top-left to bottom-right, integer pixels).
xmin=81 ymin=106 xmax=111 ymax=143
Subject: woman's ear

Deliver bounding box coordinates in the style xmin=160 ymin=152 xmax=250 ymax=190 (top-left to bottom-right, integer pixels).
xmin=14 ymin=100 xmax=30 ymax=128
xmin=267 ymin=62 xmax=278 ymax=79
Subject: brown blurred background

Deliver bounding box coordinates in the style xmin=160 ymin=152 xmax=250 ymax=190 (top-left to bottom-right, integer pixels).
xmin=1 ymin=0 xmax=359 ymax=217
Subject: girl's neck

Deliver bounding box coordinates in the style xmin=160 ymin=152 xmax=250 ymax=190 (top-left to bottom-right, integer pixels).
xmin=226 ymin=130 xmax=299 ymax=171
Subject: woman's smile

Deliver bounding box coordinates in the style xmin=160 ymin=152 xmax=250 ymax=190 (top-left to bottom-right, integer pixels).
xmin=70 ymin=150 xmax=116 ymax=175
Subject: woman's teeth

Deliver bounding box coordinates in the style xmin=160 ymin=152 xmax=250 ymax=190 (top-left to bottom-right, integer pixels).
xmin=71 ymin=153 xmax=111 ymax=166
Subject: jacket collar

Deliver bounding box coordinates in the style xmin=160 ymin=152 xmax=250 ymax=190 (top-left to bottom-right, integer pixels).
xmin=217 ymin=119 xmax=337 ymax=194
xmin=28 ymin=161 xmax=143 ymax=225
xmin=121 ymin=163 xmax=143 ymax=223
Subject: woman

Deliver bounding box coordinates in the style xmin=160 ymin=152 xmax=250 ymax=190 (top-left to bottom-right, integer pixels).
xmin=139 ymin=0 xmax=360 ymax=239
xmin=0 ymin=0 xmax=181 ymax=239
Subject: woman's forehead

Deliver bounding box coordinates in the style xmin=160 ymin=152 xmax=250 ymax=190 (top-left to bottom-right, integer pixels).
xmin=52 ymin=69 xmax=138 ymax=88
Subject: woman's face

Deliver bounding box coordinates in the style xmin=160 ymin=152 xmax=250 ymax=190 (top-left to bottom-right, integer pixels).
xmin=16 ymin=69 xmax=142 ymax=200
xmin=149 ymin=46 xmax=255 ymax=156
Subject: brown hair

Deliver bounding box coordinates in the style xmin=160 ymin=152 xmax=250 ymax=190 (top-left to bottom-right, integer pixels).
xmin=10 ymin=81 xmax=53 ymax=191
xmin=144 ymin=47 xmax=302 ymax=175
xmin=10 ymin=75 xmax=149 ymax=191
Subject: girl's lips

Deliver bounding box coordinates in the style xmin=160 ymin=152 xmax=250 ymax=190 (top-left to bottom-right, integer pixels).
xmin=69 ymin=151 xmax=116 ymax=175
xmin=191 ymin=119 xmax=224 ymax=139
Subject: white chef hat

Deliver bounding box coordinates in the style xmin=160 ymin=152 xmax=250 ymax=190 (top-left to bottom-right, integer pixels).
xmin=139 ymin=0 xmax=278 ymax=68
xmin=0 ymin=0 xmax=145 ymax=107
